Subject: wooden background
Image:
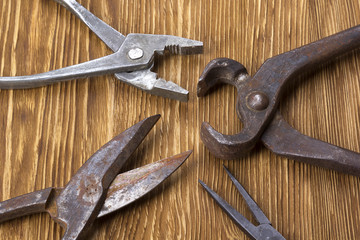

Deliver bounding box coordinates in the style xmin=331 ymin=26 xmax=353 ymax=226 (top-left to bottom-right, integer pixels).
xmin=0 ymin=0 xmax=360 ymax=239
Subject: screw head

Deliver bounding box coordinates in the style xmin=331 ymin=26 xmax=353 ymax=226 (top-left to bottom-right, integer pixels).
xmin=246 ymin=92 xmax=269 ymax=111
xmin=128 ymin=48 xmax=144 ymax=60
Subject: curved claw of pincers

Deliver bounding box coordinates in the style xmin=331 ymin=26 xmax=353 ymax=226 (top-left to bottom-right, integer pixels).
xmin=198 ymin=58 xmax=255 ymax=159
xmin=197 ymin=58 xmax=249 ymax=97
xmin=201 ymin=122 xmax=255 ymax=159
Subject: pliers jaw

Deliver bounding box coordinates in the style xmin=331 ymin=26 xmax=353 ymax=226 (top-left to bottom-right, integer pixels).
xmin=114 ymin=34 xmax=203 ymax=102
xmin=115 ymin=68 xmax=190 ymax=102
xmin=115 ymin=34 xmax=203 ymax=71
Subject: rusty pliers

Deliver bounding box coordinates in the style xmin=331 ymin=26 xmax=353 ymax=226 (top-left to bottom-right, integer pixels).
xmin=198 ymin=25 xmax=360 ymax=176
xmin=0 ymin=0 xmax=203 ymax=102
xmin=0 ymin=115 xmax=192 ymax=239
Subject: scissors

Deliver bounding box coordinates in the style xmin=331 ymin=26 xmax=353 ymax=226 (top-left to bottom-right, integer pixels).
xmin=199 ymin=166 xmax=285 ymax=240
xmin=197 ymin=25 xmax=360 ymax=176
xmin=0 ymin=0 xmax=203 ymax=102
xmin=0 ymin=115 xmax=192 ymax=239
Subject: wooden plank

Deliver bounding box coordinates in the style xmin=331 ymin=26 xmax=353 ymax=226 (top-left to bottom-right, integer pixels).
xmin=0 ymin=0 xmax=359 ymax=239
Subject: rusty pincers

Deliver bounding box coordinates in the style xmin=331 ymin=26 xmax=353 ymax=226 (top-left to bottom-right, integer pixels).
xmin=198 ymin=25 xmax=360 ymax=176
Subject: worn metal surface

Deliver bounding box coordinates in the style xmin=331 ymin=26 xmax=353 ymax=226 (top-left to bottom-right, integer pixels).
xmin=0 ymin=115 xmax=192 ymax=239
xmin=0 ymin=150 xmax=191 ymax=225
xmin=49 ymin=115 xmax=160 ymax=239
xmin=99 ymin=150 xmax=192 ymax=217
xmin=0 ymin=188 xmax=55 ymax=223
xmin=0 ymin=0 xmax=203 ymax=101
xmin=197 ymin=25 xmax=360 ymax=176
xmin=199 ymin=166 xmax=285 ymax=240
xmin=0 ymin=115 xmax=160 ymax=239
xmin=261 ymin=112 xmax=360 ymax=176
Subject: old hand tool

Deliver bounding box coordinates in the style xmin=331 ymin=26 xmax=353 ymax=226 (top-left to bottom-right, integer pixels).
xmin=199 ymin=166 xmax=285 ymax=240
xmin=0 ymin=115 xmax=192 ymax=239
xmin=198 ymin=25 xmax=360 ymax=176
xmin=0 ymin=0 xmax=203 ymax=102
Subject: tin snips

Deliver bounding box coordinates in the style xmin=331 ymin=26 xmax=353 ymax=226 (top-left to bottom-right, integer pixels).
xmin=0 ymin=115 xmax=192 ymax=239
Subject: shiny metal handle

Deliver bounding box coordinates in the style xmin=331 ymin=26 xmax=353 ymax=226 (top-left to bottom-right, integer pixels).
xmin=0 ymin=52 xmax=141 ymax=89
xmin=54 ymin=0 xmax=124 ymax=51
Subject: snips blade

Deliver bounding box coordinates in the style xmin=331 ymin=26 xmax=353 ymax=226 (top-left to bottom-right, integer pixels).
xmin=49 ymin=115 xmax=160 ymax=239
xmin=98 ymin=150 xmax=192 ymax=217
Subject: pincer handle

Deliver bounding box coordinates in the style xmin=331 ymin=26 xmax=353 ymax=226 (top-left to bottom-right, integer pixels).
xmin=262 ymin=112 xmax=360 ymax=177
xmin=256 ymin=24 xmax=360 ymax=90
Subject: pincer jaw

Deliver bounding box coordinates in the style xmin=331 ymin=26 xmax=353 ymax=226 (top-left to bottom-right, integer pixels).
xmin=198 ymin=58 xmax=254 ymax=159
xmin=201 ymin=122 xmax=256 ymax=159
xmin=197 ymin=58 xmax=249 ymax=97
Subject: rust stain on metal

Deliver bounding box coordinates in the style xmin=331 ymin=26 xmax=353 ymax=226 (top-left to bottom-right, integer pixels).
xmin=77 ymin=175 xmax=102 ymax=206
xmin=98 ymin=150 xmax=192 ymax=217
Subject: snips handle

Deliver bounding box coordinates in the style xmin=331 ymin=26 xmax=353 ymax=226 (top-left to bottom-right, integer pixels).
xmin=0 ymin=188 xmax=55 ymax=223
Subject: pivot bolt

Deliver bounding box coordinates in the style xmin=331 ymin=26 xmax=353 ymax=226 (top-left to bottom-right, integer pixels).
xmin=246 ymin=92 xmax=269 ymax=111
xmin=128 ymin=48 xmax=144 ymax=60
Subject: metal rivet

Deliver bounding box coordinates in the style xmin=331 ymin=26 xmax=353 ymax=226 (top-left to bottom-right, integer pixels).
xmin=246 ymin=92 xmax=269 ymax=111
xmin=128 ymin=48 xmax=144 ymax=60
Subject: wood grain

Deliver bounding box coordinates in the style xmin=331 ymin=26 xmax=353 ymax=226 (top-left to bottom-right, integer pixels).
xmin=0 ymin=0 xmax=360 ymax=239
